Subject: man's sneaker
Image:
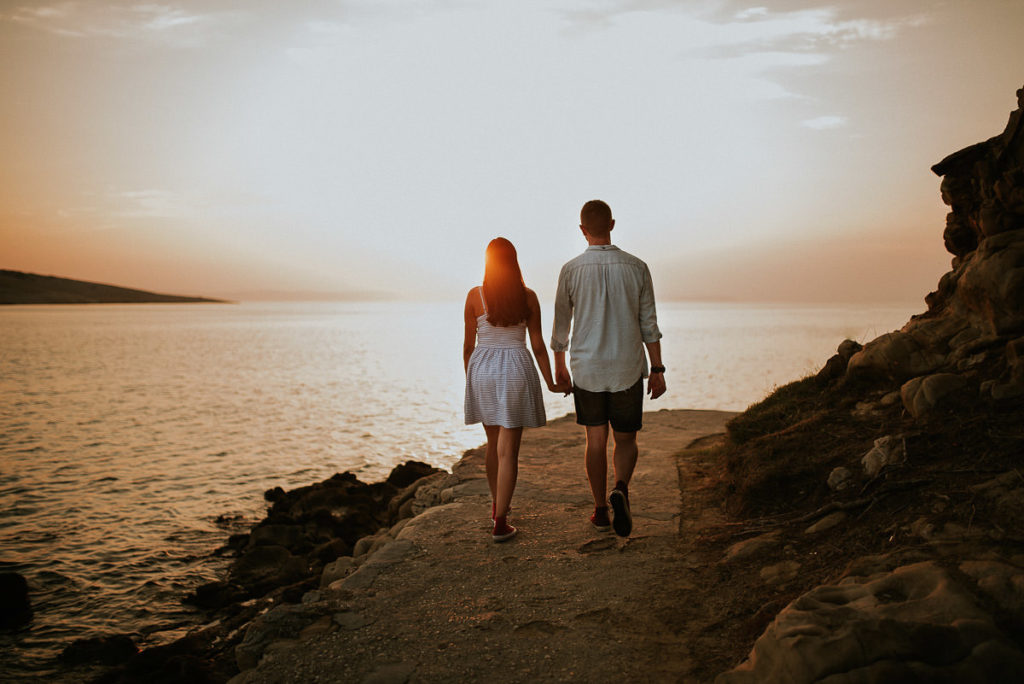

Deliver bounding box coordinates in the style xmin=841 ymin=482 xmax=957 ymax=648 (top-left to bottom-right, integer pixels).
xmin=590 ymin=506 xmax=611 ymax=532
xmin=492 ymin=520 xmax=517 ymax=542
xmin=609 ymin=488 xmax=632 ymax=537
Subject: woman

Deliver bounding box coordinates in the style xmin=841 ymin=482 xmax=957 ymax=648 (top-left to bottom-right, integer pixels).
xmin=464 ymin=237 xmax=567 ymax=542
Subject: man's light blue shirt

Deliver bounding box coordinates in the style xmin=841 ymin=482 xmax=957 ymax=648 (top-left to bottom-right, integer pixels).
xmin=550 ymin=244 xmax=662 ymax=393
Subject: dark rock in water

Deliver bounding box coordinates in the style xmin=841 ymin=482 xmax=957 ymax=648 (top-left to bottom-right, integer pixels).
xmin=184 ymin=580 xmax=248 ymax=611
xmin=59 ymin=634 xmax=138 ymax=666
xmin=387 ymin=460 xmax=439 ymax=488
xmin=263 ymin=485 xmax=286 ymax=502
xmin=247 ymin=523 xmax=304 ymax=549
xmin=213 ymin=532 xmax=250 ymax=557
xmin=0 ymin=572 xmax=31 ymax=628
xmin=230 ymin=545 xmax=308 ymax=596
xmin=93 ymin=633 xmax=223 ymax=684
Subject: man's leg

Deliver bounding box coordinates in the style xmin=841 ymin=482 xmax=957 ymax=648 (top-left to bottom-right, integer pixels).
xmin=584 ymin=424 xmax=610 ymax=508
xmin=607 ymin=379 xmax=644 ymax=537
xmin=611 ymin=429 xmax=638 ymax=489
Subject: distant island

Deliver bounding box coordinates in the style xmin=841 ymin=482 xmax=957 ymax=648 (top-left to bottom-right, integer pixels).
xmin=0 ymin=269 xmax=229 ymax=305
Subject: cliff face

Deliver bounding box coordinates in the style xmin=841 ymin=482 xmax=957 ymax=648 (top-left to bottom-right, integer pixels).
xmin=717 ymin=86 xmax=1024 ymax=683
xmin=845 ymin=85 xmax=1024 ymax=404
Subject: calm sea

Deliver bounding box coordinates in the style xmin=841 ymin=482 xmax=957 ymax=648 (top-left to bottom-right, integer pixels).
xmin=0 ymin=300 xmax=918 ymax=678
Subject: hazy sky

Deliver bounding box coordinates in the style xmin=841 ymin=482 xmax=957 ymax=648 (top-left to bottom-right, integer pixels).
xmin=2 ymin=0 xmax=1021 ymax=302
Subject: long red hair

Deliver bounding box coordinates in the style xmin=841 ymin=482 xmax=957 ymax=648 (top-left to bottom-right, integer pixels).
xmin=482 ymin=237 xmax=530 ymax=327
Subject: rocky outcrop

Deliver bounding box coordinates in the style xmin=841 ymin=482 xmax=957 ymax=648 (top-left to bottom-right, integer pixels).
xmin=718 ymin=558 xmax=1024 ymax=683
xmin=185 ymin=461 xmax=442 ymax=610
xmin=720 ymin=85 xmax=1024 ymax=682
xmin=95 ymin=461 xmax=452 ymax=684
xmin=0 ymin=572 xmax=32 ymax=629
xmin=843 ymin=84 xmax=1024 ymax=409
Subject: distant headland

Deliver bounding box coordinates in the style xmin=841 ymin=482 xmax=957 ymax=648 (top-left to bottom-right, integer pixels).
xmin=0 ymin=269 xmax=229 ymax=305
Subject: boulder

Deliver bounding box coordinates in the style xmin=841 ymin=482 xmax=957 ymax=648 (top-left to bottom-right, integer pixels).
xmin=827 ymin=466 xmax=853 ymax=492
xmin=717 ymin=561 xmax=1024 ymax=683
xmin=0 ymin=572 xmax=31 ymax=628
xmin=59 ymin=633 xmax=138 ymax=666
xmin=229 ymin=545 xmax=308 ymax=595
xmin=900 ymin=373 xmax=968 ymax=418
xmin=247 ymin=523 xmax=304 ymax=550
xmin=846 ymin=331 xmax=945 ymax=381
xmin=861 ymin=435 xmax=906 ymax=477
xmin=235 ymin=604 xmax=326 ymax=671
xmin=320 ymin=556 xmax=356 ymax=588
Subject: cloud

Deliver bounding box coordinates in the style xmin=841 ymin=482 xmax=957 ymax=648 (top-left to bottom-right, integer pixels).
xmin=4 ymin=2 xmax=230 ymax=46
xmin=110 ymin=188 xmax=183 ymax=218
xmin=802 ymin=115 xmax=848 ymax=130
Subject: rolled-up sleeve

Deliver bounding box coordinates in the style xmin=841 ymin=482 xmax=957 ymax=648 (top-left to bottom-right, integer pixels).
xmin=638 ymin=265 xmax=662 ymax=344
xmin=550 ymin=266 xmax=572 ymax=352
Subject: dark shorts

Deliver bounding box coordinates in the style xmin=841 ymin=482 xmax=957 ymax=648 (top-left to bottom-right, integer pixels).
xmin=573 ymin=377 xmax=644 ymax=433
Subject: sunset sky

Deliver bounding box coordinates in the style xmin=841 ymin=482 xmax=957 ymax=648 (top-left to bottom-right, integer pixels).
xmin=2 ymin=0 xmax=1021 ymax=303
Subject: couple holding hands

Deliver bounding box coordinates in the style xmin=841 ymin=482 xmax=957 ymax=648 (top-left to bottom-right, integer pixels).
xmin=463 ymin=199 xmax=666 ymax=543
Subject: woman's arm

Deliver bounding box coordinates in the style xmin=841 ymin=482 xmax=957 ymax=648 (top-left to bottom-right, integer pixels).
xmin=526 ymin=289 xmax=569 ymax=394
xmin=463 ymin=289 xmax=478 ymax=372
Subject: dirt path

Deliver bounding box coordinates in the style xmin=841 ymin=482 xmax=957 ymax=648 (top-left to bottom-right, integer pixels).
xmin=244 ymin=409 xmax=737 ymax=684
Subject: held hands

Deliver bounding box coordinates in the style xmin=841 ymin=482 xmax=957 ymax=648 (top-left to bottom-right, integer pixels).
xmin=548 ymin=380 xmax=573 ymax=395
xmin=647 ymin=372 xmax=666 ymax=400
xmin=551 ymin=366 xmax=573 ymax=396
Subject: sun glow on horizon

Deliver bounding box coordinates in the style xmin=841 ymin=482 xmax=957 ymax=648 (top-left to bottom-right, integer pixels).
xmin=2 ymin=1 xmax=1020 ymax=303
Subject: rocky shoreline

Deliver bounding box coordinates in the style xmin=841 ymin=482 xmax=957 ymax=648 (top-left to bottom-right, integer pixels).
xmin=41 ymin=459 xmax=465 ymax=682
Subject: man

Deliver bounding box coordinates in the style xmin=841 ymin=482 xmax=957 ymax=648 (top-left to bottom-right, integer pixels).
xmin=551 ymin=199 xmax=666 ymax=537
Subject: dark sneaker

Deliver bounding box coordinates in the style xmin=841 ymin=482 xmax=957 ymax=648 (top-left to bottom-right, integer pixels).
xmin=492 ymin=520 xmax=517 ymax=543
xmin=590 ymin=506 xmax=611 ymax=532
xmin=609 ymin=488 xmax=632 ymax=537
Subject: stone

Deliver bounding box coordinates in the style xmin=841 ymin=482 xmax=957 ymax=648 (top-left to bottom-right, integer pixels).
xmin=759 ymin=560 xmax=800 ymax=585
xmin=861 ymin=435 xmax=905 ymax=477
xmin=248 ymin=523 xmax=304 ymax=549
xmin=717 ymin=561 xmax=1024 ymax=683
xmin=960 ymin=560 xmax=1024 ymax=621
xmin=900 ymin=373 xmax=968 ymax=418
xmin=826 ymin=467 xmax=853 ymax=492
xmin=320 ymin=556 xmax=356 ymax=588
xmin=333 ymin=610 xmax=372 ymax=630
xmin=804 ymin=511 xmax=847 ymax=534
xmin=721 ymin=532 xmax=781 ymax=564
xmin=386 ymin=460 xmax=440 ymax=488
xmin=879 ymin=390 xmax=902 ymax=406
xmin=229 ymin=545 xmax=308 ymax=595
xmin=235 ymin=604 xmax=325 ymax=671
xmin=0 ymin=572 xmax=31 ymax=629
xmin=59 ymin=633 xmax=138 ymax=665
xmin=846 ymin=331 xmax=945 ymax=381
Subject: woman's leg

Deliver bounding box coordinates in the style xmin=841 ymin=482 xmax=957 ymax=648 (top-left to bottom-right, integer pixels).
xmin=493 ymin=426 xmax=523 ymax=519
xmin=483 ymin=425 xmax=500 ymax=516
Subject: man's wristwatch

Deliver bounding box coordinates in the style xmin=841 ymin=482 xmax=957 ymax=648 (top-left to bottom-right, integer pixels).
xmin=650 ymin=365 xmax=666 ymax=374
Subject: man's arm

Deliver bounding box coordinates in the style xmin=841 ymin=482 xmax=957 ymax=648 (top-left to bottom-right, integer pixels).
xmin=645 ymin=340 xmax=666 ymax=399
xmin=640 ymin=264 xmax=665 ymax=399
xmin=551 ymin=266 xmax=573 ymax=388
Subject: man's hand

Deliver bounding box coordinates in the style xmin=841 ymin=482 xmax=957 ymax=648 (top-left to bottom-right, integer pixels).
xmin=555 ymin=366 xmax=573 ymax=396
xmin=647 ymin=373 xmax=666 ymax=400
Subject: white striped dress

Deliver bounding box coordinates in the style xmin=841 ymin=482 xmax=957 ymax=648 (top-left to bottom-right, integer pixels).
xmin=464 ymin=291 xmax=546 ymax=428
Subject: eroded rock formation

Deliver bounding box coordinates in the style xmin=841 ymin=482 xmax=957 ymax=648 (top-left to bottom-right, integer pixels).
xmin=846 ymin=84 xmax=1024 ymax=407
xmin=720 ymin=85 xmax=1024 ymax=683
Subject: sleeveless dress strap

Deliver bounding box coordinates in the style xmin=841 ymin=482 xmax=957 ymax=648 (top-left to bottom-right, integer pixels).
xmin=478 ymin=287 xmax=487 ymax=313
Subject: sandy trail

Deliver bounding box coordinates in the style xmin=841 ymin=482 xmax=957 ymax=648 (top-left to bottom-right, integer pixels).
xmin=246 ymin=409 xmax=736 ymax=684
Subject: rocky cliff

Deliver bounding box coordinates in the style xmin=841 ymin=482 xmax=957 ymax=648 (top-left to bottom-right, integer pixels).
xmin=717 ymin=85 xmax=1024 ymax=682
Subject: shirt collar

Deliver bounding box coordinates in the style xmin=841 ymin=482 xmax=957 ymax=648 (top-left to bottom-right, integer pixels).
xmin=586 ymin=244 xmax=618 ymax=251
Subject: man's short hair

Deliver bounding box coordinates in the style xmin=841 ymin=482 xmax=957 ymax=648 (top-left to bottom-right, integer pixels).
xmin=580 ymin=199 xmax=613 ymax=237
